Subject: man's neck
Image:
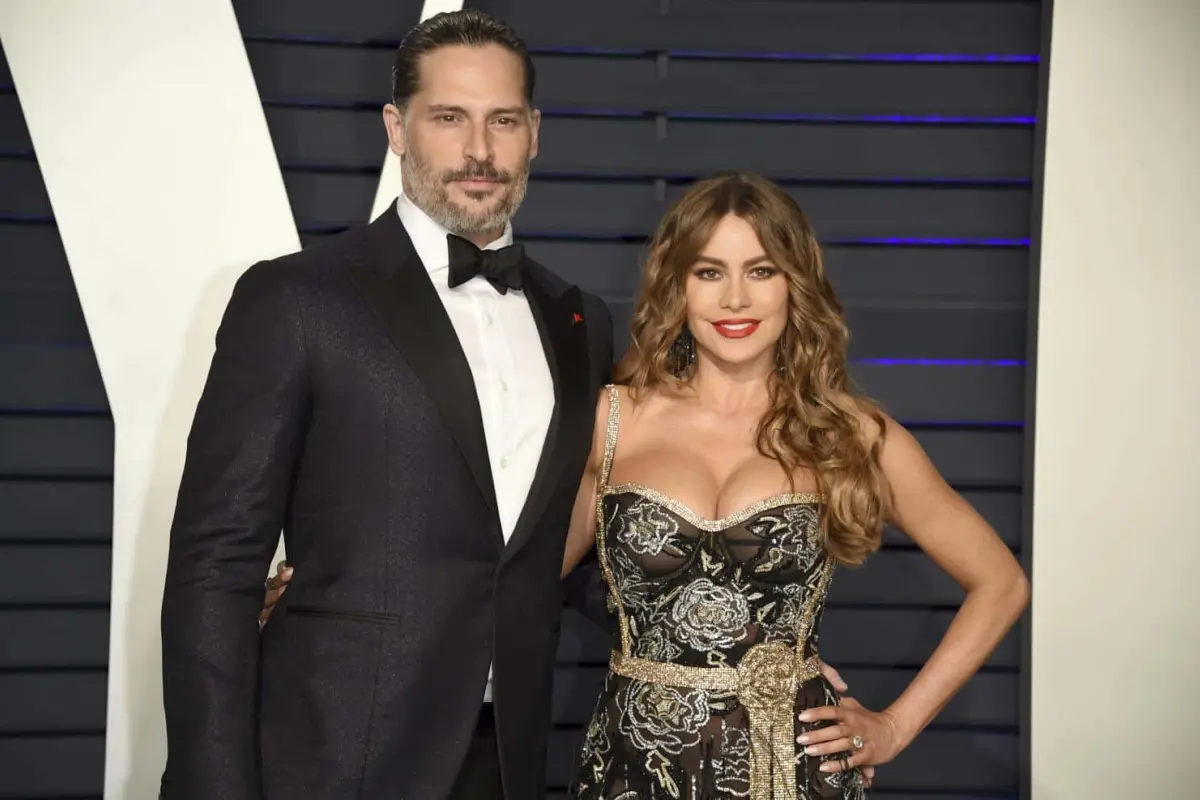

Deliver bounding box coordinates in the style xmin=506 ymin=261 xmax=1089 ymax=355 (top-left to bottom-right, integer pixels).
xmin=460 ymin=228 xmax=505 ymax=249
xmin=400 ymin=192 xmax=507 ymax=249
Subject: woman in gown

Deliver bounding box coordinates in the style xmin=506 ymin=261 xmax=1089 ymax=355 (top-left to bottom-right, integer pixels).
xmin=559 ymin=173 xmax=1029 ymax=799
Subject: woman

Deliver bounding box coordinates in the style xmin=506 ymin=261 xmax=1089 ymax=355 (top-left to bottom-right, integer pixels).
xmin=261 ymin=173 xmax=1029 ymax=798
xmin=559 ymin=173 xmax=1028 ymax=799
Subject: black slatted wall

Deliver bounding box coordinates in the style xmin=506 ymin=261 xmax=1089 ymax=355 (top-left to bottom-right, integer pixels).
xmin=0 ymin=1 xmax=1041 ymax=797
xmin=0 ymin=42 xmax=114 ymax=799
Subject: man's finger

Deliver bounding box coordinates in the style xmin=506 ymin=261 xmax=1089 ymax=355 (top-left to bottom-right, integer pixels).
xmin=819 ymin=661 xmax=848 ymax=692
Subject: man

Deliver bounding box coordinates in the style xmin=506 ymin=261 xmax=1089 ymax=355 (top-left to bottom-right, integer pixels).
xmin=160 ymin=10 xmax=611 ymax=799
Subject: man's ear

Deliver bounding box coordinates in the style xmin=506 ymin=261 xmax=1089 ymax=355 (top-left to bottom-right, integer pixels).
xmin=529 ymin=107 xmax=541 ymax=160
xmin=383 ymin=103 xmax=407 ymax=158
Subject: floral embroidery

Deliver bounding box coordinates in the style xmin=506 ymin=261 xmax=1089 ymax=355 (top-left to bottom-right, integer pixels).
xmin=613 ymin=497 xmax=681 ymax=556
xmin=669 ymin=578 xmax=750 ymax=651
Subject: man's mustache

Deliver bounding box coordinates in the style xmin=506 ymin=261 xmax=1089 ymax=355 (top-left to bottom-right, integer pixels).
xmin=441 ymin=162 xmax=512 ymax=184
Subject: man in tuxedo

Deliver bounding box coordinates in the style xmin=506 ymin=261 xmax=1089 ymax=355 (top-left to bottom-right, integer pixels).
xmin=159 ymin=10 xmax=611 ymax=799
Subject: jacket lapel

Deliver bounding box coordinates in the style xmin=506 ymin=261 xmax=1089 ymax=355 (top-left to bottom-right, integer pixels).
xmin=501 ymin=262 xmax=592 ymax=563
xmin=347 ymin=207 xmax=499 ymax=522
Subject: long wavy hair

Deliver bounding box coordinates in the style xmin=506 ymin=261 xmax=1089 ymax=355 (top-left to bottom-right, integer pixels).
xmin=614 ymin=173 xmax=890 ymax=566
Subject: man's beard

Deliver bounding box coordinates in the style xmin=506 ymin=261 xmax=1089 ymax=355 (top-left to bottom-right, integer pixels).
xmin=402 ymin=143 xmax=530 ymax=238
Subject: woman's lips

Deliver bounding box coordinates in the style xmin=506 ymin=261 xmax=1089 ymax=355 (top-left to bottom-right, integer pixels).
xmin=711 ymin=319 xmax=760 ymax=338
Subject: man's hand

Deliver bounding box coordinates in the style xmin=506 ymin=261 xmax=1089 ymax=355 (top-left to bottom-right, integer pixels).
xmin=259 ymin=560 xmax=292 ymax=626
xmin=809 ymin=661 xmax=875 ymax=788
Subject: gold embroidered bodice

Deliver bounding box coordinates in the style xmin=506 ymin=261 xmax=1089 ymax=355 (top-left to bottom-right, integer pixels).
xmin=572 ymin=385 xmax=865 ymax=800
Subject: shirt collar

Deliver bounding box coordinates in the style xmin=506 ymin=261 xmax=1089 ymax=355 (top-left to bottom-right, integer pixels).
xmin=395 ymin=192 xmax=515 ymax=274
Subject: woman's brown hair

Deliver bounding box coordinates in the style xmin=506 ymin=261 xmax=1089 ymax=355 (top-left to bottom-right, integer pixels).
xmin=614 ymin=172 xmax=890 ymax=566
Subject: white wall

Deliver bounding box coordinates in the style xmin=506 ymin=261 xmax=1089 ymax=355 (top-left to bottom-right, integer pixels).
xmin=1030 ymin=1 xmax=1199 ymax=797
xmin=0 ymin=2 xmax=299 ymax=796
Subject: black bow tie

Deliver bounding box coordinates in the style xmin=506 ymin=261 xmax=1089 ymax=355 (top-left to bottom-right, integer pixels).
xmin=446 ymin=234 xmax=525 ymax=295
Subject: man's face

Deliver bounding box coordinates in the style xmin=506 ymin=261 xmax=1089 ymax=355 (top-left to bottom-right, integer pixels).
xmin=383 ymin=44 xmax=540 ymax=240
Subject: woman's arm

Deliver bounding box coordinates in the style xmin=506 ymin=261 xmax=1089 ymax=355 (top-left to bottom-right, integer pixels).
xmin=800 ymin=413 xmax=1030 ymax=772
xmin=561 ymin=389 xmax=612 ymax=578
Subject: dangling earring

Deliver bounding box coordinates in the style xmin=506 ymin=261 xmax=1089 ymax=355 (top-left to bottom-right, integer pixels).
xmin=667 ymin=326 xmax=697 ymax=376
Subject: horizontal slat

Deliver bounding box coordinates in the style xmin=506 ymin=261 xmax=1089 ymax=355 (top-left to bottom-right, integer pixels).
xmin=286 ymin=172 xmax=1032 ymax=240
xmin=265 ymin=109 xmax=1034 ymax=180
xmin=854 ymin=363 xmax=1024 ymax=424
xmin=0 ymin=671 xmax=107 ymax=733
xmin=0 ymin=289 xmax=89 ymax=343
xmin=0 ymin=222 xmax=71 ymax=290
xmin=5 ymin=192 xmax=1030 ymax=301
xmin=0 ymin=158 xmax=50 ymax=217
xmin=1 ymin=332 xmax=1026 ymax=426
xmin=888 ymin=489 xmax=1021 ymax=547
xmin=522 ymin=241 xmax=1030 ymax=305
xmin=0 ymin=417 xmax=113 ymax=477
xmin=0 ymin=480 xmax=113 ymax=541
xmin=4 ymin=343 xmax=1025 ymax=424
xmin=607 ymin=299 xmax=1026 ymax=361
xmin=246 ymin=42 xmax=1038 ymax=117
xmin=8 ymin=354 xmax=1017 ymax=425
xmin=0 ymin=95 xmax=31 ymax=153
xmin=0 ymin=345 xmax=107 ymax=412
xmin=913 ymin=428 xmax=1022 ymax=487
xmin=0 ymin=411 xmax=1017 ymax=486
xmin=0 ymin=610 xmax=110 ymax=668
xmin=557 ymin=609 xmax=1020 ymax=669
xmin=0 ymin=734 xmax=104 ymax=796
xmin=547 ymin=726 xmax=1017 ymax=791
xmin=0 ymin=544 xmax=112 ymax=605
xmin=0 ymin=285 xmax=1027 ymax=359
xmin=0 ymin=486 xmax=1014 ymax=549
xmin=235 ymin=0 xmax=1040 ymax=55
xmin=830 ymin=549 xmax=964 ymax=605
xmin=552 ymin=666 xmax=1016 ymax=727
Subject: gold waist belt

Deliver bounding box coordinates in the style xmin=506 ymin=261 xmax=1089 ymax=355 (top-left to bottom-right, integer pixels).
xmin=609 ymin=642 xmax=822 ymax=800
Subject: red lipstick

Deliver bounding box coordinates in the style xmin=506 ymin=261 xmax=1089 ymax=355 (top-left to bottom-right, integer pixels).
xmin=711 ymin=319 xmax=760 ymax=339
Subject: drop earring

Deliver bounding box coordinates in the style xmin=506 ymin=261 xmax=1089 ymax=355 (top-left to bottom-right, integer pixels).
xmin=667 ymin=326 xmax=697 ymax=376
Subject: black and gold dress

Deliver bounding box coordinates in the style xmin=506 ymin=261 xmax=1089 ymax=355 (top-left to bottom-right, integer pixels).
xmin=572 ymin=386 xmax=866 ymax=800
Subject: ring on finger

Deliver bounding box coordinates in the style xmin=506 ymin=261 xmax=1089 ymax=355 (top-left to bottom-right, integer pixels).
xmin=840 ymin=756 xmax=850 ymax=773
xmin=851 ymin=734 xmax=864 ymax=750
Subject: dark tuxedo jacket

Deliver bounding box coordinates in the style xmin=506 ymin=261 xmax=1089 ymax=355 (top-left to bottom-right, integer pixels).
xmin=160 ymin=203 xmax=613 ymax=799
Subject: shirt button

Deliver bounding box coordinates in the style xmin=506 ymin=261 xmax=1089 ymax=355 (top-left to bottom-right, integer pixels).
xmin=483 ymin=313 xmax=493 ymax=327
xmin=500 ymin=380 xmax=509 ymax=393
xmin=500 ymin=456 xmax=510 ymax=469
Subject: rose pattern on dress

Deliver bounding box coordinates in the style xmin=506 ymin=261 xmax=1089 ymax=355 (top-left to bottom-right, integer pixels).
xmin=613 ymin=497 xmax=681 ymax=556
xmin=669 ymin=578 xmax=751 ymax=651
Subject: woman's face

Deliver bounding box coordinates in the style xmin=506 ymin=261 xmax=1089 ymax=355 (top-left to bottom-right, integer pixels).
xmin=683 ymin=214 xmax=790 ymax=375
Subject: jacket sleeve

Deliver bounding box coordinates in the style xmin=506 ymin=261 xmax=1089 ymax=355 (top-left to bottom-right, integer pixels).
xmin=159 ymin=260 xmax=310 ymax=798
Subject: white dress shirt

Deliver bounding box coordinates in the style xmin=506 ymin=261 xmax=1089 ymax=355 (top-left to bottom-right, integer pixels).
xmin=395 ymin=193 xmax=554 ymax=703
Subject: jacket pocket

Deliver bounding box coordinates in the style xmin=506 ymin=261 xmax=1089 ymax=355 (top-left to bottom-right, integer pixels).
xmin=286 ymin=605 xmax=400 ymax=626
